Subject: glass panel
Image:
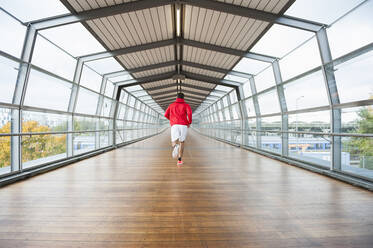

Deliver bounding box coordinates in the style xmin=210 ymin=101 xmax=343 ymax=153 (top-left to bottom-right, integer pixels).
xmin=0 ymin=108 xmax=11 ymax=173
xmin=261 ymin=115 xmax=282 ymax=154
xmin=32 ymin=35 xmax=76 ymax=80
xmin=257 ymin=90 xmax=280 ymax=115
xmin=22 ymin=111 xmax=69 ymax=132
xmin=279 ymin=37 xmax=321 ymax=81
xmin=334 ymin=51 xmax=373 ymax=103
xmin=126 ymin=108 xmax=134 ymax=120
xmin=80 ymin=66 xmax=103 ymax=93
xmin=99 ymin=131 xmax=110 ymax=148
xmin=102 ymin=98 xmax=113 ymax=117
xmin=328 ymin=1 xmax=373 ymax=59
xmin=231 ymin=104 xmax=239 ymax=119
xmin=109 ymin=74 xmax=132 ymax=83
xmin=244 ymin=98 xmax=256 ymax=117
xmin=74 ymin=116 xmax=96 ymax=131
xmin=105 ymin=81 xmax=115 ymax=98
xmin=128 ymin=96 xmax=135 ymax=107
xmin=224 ymin=108 xmax=231 ymax=120
xmin=24 ymin=69 xmax=72 ymax=111
xmin=0 ymin=55 xmax=19 ymax=103
xmin=39 ymin=23 xmax=105 ymax=57
xmin=230 ymin=91 xmax=237 ymax=103
xmin=0 ymin=0 xmax=69 ymax=22
xmin=288 ymin=111 xmax=331 ymax=168
xmin=251 ymin=24 xmax=314 ymax=58
xmin=75 ymin=88 xmax=99 ymax=115
xmin=285 ymin=0 xmax=364 ymax=25
xmin=284 ymin=70 xmax=329 ymax=111
xmin=254 ymin=66 xmax=275 ymax=93
xmin=242 ymin=82 xmax=252 ymax=98
xmin=22 ymin=134 xmax=67 ymax=169
xmin=233 ymin=57 xmax=269 ymax=75
xmin=0 ymin=10 xmax=26 ymax=58
xmin=73 ymin=132 xmax=95 ymax=155
xmin=341 ymin=106 xmax=373 ymax=179
xmin=85 ymin=57 xmax=124 ymax=74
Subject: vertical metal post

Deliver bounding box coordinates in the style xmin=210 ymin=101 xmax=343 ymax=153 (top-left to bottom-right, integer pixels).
xmin=67 ymin=58 xmax=84 ymax=157
xmin=12 ymin=25 xmax=37 ymax=172
xmin=112 ymin=85 xmax=120 ymax=146
xmin=95 ymin=76 xmax=108 ymax=149
xmin=316 ymin=28 xmax=341 ymax=171
xmin=272 ymin=60 xmax=288 ymax=156
xmin=238 ymin=85 xmax=248 ymax=147
xmin=249 ymin=77 xmax=261 ymax=148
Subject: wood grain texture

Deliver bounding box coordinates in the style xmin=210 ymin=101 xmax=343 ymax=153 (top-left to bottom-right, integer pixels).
xmin=0 ymin=129 xmax=372 ymax=248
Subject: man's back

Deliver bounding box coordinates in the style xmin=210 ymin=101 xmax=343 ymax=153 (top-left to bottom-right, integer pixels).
xmin=164 ymin=98 xmax=192 ymax=126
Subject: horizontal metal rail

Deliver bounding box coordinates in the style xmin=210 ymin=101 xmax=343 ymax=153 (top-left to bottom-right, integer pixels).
xmin=0 ymin=127 xmax=160 ymax=137
xmin=197 ymin=127 xmax=373 ymax=138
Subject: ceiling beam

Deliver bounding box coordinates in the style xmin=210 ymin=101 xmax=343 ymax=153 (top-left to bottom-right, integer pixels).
xmin=150 ymin=88 xmax=210 ymax=97
xmin=28 ymin=0 xmax=175 ymax=30
xmin=154 ymin=93 xmax=206 ymax=102
xmin=145 ymin=83 xmax=222 ymax=93
xmin=184 ymin=72 xmax=241 ymax=88
xmin=181 ymin=0 xmax=325 ymax=32
xmin=117 ymin=71 xmax=175 ymax=87
xmin=180 ymin=38 xmax=277 ymax=63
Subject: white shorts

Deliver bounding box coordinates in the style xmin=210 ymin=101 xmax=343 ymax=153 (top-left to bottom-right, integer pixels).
xmin=171 ymin=124 xmax=188 ymax=142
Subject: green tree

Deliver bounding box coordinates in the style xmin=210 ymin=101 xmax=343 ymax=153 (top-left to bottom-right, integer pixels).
xmin=0 ymin=121 xmax=66 ymax=168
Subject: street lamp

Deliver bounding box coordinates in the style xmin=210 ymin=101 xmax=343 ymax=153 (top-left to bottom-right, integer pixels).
xmin=295 ymin=96 xmax=304 ymax=154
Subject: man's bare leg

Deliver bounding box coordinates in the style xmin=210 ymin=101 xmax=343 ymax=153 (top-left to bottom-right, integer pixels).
xmin=178 ymin=141 xmax=184 ymax=159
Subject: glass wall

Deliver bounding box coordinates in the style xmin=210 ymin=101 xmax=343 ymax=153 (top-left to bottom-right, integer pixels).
xmin=0 ymin=8 xmax=163 ymax=178
xmin=194 ymin=1 xmax=373 ymax=181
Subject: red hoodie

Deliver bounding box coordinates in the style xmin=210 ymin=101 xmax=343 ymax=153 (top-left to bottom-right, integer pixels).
xmin=164 ymin=98 xmax=192 ymax=126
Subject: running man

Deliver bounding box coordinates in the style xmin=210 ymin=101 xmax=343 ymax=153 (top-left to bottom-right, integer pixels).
xmin=164 ymin=92 xmax=192 ymax=166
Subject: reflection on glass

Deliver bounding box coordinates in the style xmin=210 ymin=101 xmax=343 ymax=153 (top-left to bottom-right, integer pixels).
xmin=22 ymin=111 xmax=69 ymax=132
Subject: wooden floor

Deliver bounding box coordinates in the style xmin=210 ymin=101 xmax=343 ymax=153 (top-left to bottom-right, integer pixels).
xmin=0 ymin=130 xmax=373 ymax=248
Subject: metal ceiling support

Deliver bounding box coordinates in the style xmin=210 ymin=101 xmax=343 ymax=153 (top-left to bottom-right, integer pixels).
xmin=180 ymin=38 xmax=277 ymax=63
xmin=181 ymin=0 xmax=325 ymax=32
xmin=154 ymin=93 xmax=206 ymax=102
xmin=184 ymin=72 xmax=241 ymax=87
xmin=145 ymin=83 xmax=223 ymax=93
xmin=150 ymin=88 xmax=210 ymax=97
xmin=248 ymin=77 xmax=261 ymax=148
xmin=79 ymin=39 xmax=175 ymax=62
xmin=116 ymin=71 xmax=175 ymax=87
xmin=27 ymin=0 xmax=175 ymax=30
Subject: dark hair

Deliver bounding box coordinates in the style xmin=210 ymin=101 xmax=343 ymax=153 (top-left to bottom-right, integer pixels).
xmin=177 ymin=92 xmax=184 ymax=99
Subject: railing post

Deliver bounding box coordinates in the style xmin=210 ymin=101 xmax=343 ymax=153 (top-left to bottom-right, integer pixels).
xmin=12 ymin=25 xmax=37 ymax=172
xmin=316 ymin=28 xmax=341 ymax=171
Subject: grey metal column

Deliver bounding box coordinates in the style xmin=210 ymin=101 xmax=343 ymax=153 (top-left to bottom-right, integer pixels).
xmin=67 ymin=58 xmax=84 ymax=157
xmin=112 ymin=85 xmax=120 ymax=145
xmin=249 ymin=77 xmax=261 ymax=149
xmin=316 ymin=28 xmax=341 ymax=171
xmin=95 ymin=76 xmax=108 ymax=149
xmin=272 ymin=60 xmax=288 ymax=156
xmin=238 ymin=85 xmax=248 ymax=147
xmin=12 ymin=25 xmax=37 ymax=172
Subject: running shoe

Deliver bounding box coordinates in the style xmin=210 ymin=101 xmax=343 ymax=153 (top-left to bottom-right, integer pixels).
xmin=172 ymin=144 xmax=179 ymax=158
xmin=177 ymin=160 xmax=183 ymax=166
